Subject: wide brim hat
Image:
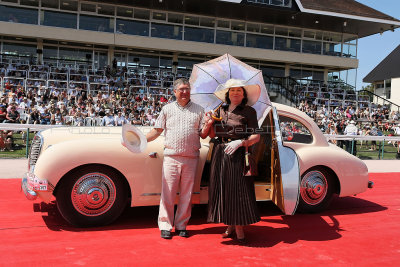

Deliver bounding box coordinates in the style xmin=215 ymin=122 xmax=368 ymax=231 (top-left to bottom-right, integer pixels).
xmin=121 ymin=124 xmax=147 ymax=153
xmin=214 ymin=78 xmax=261 ymax=106
xmin=350 ymin=120 xmax=356 ymax=124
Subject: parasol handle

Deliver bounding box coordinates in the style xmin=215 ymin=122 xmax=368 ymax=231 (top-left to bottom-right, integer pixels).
xmin=211 ymin=102 xmax=223 ymax=121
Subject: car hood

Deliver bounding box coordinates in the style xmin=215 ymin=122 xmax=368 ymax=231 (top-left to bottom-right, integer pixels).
xmin=39 ymin=126 xmax=153 ymax=150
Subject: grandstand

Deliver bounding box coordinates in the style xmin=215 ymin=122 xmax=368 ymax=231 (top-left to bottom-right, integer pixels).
xmin=1 ymin=0 xmax=400 ymax=109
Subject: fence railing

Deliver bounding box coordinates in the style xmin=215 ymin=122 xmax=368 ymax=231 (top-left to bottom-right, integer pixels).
xmin=324 ymin=134 xmax=400 ymax=159
xmin=2 ymin=123 xmax=400 ymax=160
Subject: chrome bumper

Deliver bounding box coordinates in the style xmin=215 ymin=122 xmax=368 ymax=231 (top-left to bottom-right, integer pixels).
xmin=21 ymin=172 xmax=52 ymax=201
xmin=21 ymin=176 xmax=38 ymax=201
xmin=368 ymin=181 xmax=374 ymax=189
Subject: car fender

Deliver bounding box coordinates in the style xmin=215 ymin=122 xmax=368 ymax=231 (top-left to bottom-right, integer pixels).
xmin=33 ymin=138 xmax=164 ymax=206
xmin=284 ymin=142 xmax=369 ymax=196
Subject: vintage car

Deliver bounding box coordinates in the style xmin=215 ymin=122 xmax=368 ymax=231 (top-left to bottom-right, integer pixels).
xmin=22 ymin=102 xmax=373 ymax=227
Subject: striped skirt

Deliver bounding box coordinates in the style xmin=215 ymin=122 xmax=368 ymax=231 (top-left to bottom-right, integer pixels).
xmin=207 ymin=143 xmax=260 ymax=225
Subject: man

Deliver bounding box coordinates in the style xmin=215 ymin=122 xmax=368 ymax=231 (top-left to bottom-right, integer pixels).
xmin=101 ymin=109 xmax=116 ymax=126
xmin=146 ymin=78 xmax=211 ymax=239
xmin=344 ymin=120 xmax=358 ymax=155
xmin=394 ymin=123 xmax=400 ymax=159
xmin=4 ymin=105 xmax=20 ymax=123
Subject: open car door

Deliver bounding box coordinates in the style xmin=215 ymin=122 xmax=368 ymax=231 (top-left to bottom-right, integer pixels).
xmin=270 ymin=107 xmax=300 ymax=215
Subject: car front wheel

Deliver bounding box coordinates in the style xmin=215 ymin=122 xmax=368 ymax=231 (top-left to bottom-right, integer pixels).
xmin=56 ymin=165 xmax=128 ymax=227
xmin=297 ymin=168 xmax=335 ymax=213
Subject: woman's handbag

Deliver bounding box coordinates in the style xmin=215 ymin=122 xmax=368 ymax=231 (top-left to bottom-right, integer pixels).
xmin=244 ymin=145 xmax=258 ymax=177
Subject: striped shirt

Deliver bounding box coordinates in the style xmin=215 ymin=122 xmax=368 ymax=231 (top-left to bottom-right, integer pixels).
xmin=155 ymin=101 xmax=204 ymax=157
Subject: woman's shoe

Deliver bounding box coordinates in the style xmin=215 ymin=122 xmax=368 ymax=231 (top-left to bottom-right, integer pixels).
xmin=221 ymin=226 xmax=235 ymax=238
xmin=221 ymin=231 xmax=235 ymax=238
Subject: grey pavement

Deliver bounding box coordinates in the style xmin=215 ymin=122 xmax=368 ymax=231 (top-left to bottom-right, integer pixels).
xmin=0 ymin=158 xmax=398 ymax=179
xmin=0 ymin=159 xmax=28 ymax=178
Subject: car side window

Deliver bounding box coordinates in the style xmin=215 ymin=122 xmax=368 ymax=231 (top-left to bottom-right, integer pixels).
xmin=279 ymin=115 xmax=313 ymax=144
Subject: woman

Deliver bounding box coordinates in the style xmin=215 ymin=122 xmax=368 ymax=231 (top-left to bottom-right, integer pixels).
xmin=0 ymin=105 xmax=7 ymax=123
xmin=204 ymin=79 xmax=261 ymax=243
xmin=51 ymin=108 xmax=63 ymax=125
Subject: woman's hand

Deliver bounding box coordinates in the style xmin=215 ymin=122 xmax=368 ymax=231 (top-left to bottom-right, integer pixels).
xmin=200 ymin=112 xmax=215 ymax=139
xmin=224 ymin=139 xmax=243 ymax=155
xmin=204 ymin=111 xmax=214 ymax=126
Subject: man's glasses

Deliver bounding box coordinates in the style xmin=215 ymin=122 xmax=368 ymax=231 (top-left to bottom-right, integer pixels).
xmin=175 ymin=88 xmax=191 ymax=93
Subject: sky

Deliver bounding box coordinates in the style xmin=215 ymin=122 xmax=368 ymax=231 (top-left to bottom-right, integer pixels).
xmin=355 ymin=0 xmax=400 ymax=90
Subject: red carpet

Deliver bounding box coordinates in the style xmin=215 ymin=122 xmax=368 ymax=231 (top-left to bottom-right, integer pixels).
xmin=0 ymin=173 xmax=399 ymax=266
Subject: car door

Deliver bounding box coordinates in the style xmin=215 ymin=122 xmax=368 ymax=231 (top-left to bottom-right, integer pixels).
xmin=270 ymin=106 xmax=301 ymax=215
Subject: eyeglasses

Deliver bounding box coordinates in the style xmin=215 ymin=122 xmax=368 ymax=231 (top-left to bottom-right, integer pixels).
xmin=175 ymin=88 xmax=191 ymax=93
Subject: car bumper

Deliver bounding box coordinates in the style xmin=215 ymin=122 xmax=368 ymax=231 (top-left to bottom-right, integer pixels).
xmin=21 ymin=172 xmax=53 ymax=201
xmin=21 ymin=176 xmax=38 ymax=200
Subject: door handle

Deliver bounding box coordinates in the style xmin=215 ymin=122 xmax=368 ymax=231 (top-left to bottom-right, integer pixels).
xmin=148 ymin=152 xmax=157 ymax=158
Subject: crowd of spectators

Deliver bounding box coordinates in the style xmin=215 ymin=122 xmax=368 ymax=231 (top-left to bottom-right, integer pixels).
xmin=0 ymin=59 xmax=182 ymax=151
xmin=297 ymin=100 xmax=400 ymax=157
xmin=2 ymin=58 xmax=400 ymax=156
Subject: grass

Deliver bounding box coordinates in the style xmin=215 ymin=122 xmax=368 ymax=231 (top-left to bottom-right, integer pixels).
xmin=0 ymin=132 xmax=36 ymax=159
xmin=355 ymin=141 xmax=398 ymax=160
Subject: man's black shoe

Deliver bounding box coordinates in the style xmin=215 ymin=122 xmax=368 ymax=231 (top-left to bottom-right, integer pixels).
xmin=161 ymin=230 xmax=172 ymax=239
xmin=176 ymin=230 xmax=189 ymax=238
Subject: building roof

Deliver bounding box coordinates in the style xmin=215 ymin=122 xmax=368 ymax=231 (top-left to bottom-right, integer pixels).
xmin=298 ymin=0 xmax=400 ymax=22
xmin=106 ymin=0 xmax=400 ymax=37
xmin=363 ymin=45 xmax=400 ymax=83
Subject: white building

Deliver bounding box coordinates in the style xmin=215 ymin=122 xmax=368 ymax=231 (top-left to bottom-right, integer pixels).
xmin=363 ymin=45 xmax=400 ymax=110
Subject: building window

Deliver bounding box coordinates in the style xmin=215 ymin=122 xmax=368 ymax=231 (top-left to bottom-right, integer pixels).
xmin=151 ymin=23 xmax=182 ymax=40
xmin=127 ymin=54 xmax=159 ymax=68
xmin=20 ymin=0 xmax=39 ymax=7
xmin=247 ymin=0 xmax=292 ymax=8
xmin=43 ymin=46 xmax=59 ymax=59
xmin=168 ymin=13 xmax=183 ymax=24
xmin=246 ymin=34 xmax=273 ymax=49
xmin=184 ymin=27 xmax=214 ymax=43
xmin=81 ymin=2 xmax=96 ymax=12
xmin=117 ymin=7 xmax=133 ymax=18
xmin=302 ymin=40 xmax=322 ymax=55
xmin=60 ymin=0 xmax=78 ymax=12
xmin=41 ymin=10 xmax=77 ymax=29
xmin=323 ymin=42 xmax=342 ymax=57
xmin=116 ymin=19 xmax=149 ymax=36
xmin=3 ymin=42 xmax=37 ymax=57
xmin=152 ymin=11 xmax=167 ymax=21
xmin=216 ymin=30 xmax=244 ymax=46
xmin=342 ymin=43 xmax=357 ymax=58
xmin=260 ymin=66 xmax=285 ymax=77
xmin=97 ymin=4 xmax=114 ymax=16
xmin=134 ymin=9 xmax=150 ymax=20
xmin=41 ymin=0 xmax=59 ymax=9
xmin=80 ymin=15 xmax=114 ymax=33
xmin=275 ymin=37 xmax=301 ymax=52
xmin=0 ymin=5 xmax=38 ymax=25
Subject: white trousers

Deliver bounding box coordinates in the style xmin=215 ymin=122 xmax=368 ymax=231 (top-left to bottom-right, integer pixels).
xmin=158 ymin=155 xmax=198 ymax=231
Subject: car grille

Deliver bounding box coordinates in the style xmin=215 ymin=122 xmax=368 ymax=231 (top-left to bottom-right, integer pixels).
xmin=29 ymin=133 xmax=43 ymax=168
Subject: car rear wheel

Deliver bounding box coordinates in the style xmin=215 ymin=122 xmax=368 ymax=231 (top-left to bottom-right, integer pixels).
xmin=297 ymin=168 xmax=335 ymax=213
xmin=56 ymin=165 xmax=128 ymax=227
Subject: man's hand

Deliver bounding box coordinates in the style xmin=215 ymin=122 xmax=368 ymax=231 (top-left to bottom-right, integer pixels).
xmin=224 ymin=139 xmax=243 ymax=155
xmin=146 ymin=128 xmax=163 ymax=142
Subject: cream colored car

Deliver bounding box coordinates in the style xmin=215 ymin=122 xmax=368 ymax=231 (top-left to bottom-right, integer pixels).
xmin=22 ymin=103 xmax=373 ymax=227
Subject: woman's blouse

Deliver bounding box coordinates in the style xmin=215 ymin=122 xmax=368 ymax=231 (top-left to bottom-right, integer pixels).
xmin=214 ymin=104 xmax=258 ymax=140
